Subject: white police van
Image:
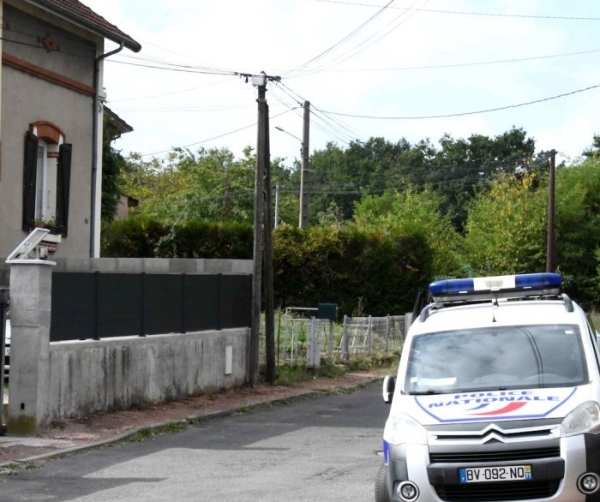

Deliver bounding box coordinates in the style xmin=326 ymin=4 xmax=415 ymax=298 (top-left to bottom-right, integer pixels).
xmin=377 ymin=273 xmax=600 ymax=502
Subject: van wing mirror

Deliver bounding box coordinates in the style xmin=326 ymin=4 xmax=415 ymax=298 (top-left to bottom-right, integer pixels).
xmin=382 ymin=375 xmax=395 ymax=404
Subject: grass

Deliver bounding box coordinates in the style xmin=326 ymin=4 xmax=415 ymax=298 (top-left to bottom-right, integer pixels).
xmin=50 ymin=420 xmax=67 ymax=431
xmin=268 ymin=352 xmax=399 ymax=386
xmin=126 ymin=421 xmax=185 ymax=443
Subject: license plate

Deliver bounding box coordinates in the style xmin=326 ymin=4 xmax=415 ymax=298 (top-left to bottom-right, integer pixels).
xmin=459 ymin=465 xmax=532 ymax=483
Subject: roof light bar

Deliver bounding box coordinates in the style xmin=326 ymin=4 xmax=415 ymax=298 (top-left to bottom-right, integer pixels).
xmin=429 ymin=272 xmax=562 ymax=303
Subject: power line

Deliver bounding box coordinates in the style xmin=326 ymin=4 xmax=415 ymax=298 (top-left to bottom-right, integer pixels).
xmin=110 ymin=78 xmax=234 ymax=103
xmin=108 ymin=58 xmax=239 ymax=76
xmin=285 ymin=0 xmax=397 ymax=76
xmin=321 ymin=82 xmax=600 ymax=120
xmin=298 ymin=0 xmax=428 ymax=76
xmin=113 ymin=104 xmax=253 ymax=113
xmin=275 ymin=82 xmax=362 ymax=143
xmin=287 ymin=47 xmax=600 ymax=73
xmin=139 ymin=108 xmax=296 ymax=157
xmin=316 ymin=0 xmax=600 ymax=21
xmin=310 ymin=108 xmax=358 ymax=144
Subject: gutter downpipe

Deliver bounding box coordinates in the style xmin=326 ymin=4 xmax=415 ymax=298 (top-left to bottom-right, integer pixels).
xmin=90 ymin=41 xmax=124 ymax=258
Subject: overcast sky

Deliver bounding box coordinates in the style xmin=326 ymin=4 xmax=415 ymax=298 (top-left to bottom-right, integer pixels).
xmin=83 ymin=0 xmax=600 ymax=166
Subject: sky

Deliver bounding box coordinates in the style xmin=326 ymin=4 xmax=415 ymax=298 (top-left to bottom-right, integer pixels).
xmin=82 ymin=0 xmax=600 ymax=166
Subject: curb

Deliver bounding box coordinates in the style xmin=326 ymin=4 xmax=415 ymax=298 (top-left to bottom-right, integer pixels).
xmin=1 ymin=376 xmax=383 ymax=467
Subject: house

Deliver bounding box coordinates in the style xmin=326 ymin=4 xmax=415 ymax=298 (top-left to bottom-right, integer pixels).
xmin=0 ymin=0 xmax=140 ymax=259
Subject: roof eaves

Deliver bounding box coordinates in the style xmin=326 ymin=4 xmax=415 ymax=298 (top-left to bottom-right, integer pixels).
xmin=24 ymin=0 xmax=142 ymax=53
xmin=104 ymin=106 xmax=134 ymax=136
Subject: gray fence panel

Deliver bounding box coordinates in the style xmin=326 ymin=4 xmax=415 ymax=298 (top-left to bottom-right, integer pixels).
xmin=184 ymin=274 xmax=220 ymax=332
xmin=51 ymin=272 xmax=251 ymax=341
xmin=144 ymin=274 xmax=185 ymax=335
xmin=51 ymin=272 xmax=96 ymax=341
xmin=97 ymin=274 xmax=143 ymax=338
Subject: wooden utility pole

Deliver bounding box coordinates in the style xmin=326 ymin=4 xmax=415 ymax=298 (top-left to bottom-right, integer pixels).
xmin=263 ymin=107 xmax=276 ymax=385
xmin=299 ymin=101 xmax=310 ymax=228
xmin=546 ymin=150 xmax=556 ymax=273
xmin=249 ymin=77 xmax=266 ymax=387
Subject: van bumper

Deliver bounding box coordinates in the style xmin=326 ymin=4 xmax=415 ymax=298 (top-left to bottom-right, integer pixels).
xmin=385 ymin=434 xmax=600 ymax=501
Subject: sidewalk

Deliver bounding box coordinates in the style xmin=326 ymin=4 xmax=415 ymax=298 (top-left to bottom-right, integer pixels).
xmin=0 ymin=369 xmax=388 ymax=468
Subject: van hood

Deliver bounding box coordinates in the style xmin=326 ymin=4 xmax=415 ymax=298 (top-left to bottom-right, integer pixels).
xmin=401 ymin=387 xmax=589 ymax=425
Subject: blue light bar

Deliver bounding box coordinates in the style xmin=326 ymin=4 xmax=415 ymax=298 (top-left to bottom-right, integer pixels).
xmin=515 ymin=272 xmax=562 ymax=289
xmin=429 ymin=278 xmax=474 ymax=296
xmin=429 ymin=272 xmax=562 ymax=303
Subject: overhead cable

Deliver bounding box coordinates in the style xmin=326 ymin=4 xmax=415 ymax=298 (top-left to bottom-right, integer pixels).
xmin=316 ymin=0 xmax=600 ymax=21
xmin=139 ymin=108 xmax=296 ymax=157
xmin=321 ymin=82 xmax=600 ymax=120
xmin=284 ymin=0 xmax=397 ymax=76
xmin=289 ymin=47 xmax=600 ymax=73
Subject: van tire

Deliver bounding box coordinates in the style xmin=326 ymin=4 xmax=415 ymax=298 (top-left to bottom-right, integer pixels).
xmin=375 ymin=463 xmax=390 ymax=502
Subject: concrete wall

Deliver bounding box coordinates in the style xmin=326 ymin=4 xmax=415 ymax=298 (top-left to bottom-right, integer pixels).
xmin=6 ymin=257 xmax=253 ymax=433
xmin=47 ymin=328 xmax=248 ymax=420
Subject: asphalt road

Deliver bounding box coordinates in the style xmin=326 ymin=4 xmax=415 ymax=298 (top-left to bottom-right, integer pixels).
xmin=0 ymin=381 xmax=389 ymax=501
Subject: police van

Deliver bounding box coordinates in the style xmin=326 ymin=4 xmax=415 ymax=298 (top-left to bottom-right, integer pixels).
xmin=377 ymin=273 xmax=600 ymax=502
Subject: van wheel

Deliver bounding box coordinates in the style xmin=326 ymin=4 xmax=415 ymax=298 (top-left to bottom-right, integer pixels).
xmin=375 ymin=463 xmax=390 ymax=502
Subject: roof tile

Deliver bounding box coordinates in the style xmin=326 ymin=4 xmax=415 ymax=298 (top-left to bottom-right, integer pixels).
xmin=28 ymin=0 xmax=141 ymax=52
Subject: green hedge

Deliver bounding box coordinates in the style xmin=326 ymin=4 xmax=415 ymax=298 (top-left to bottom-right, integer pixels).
xmin=273 ymin=225 xmax=432 ymax=316
xmin=102 ymin=219 xmax=434 ymax=316
xmin=102 ymin=218 xmax=253 ymax=259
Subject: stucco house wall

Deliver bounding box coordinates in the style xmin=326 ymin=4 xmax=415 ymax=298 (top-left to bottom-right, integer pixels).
xmin=0 ymin=0 xmax=140 ymax=259
xmin=0 ymin=3 xmax=99 ymax=258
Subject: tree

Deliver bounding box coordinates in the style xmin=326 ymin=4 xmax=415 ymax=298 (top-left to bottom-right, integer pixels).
xmin=429 ymin=127 xmax=536 ymax=230
xmin=101 ymin=115 xmax=130 ymax=223
xmin=463 ymin=172 xmax=547 ymax=275
xmin=582 ymin=135 xmax=600 ymax=159
xmin=307 ymin=128 xmax=536 ymax=231
xmin=121 ymin=145 xmax=298 ymax=226
xmin=353 ymin=187 xmax=463 ymax=278
xmin=554 ymin=157 xmax=600 ymax=305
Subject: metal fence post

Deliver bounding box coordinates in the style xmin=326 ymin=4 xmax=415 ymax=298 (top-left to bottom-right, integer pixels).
xmin=342 ymin=315 xmax=349 ymax=361
xmin=328 ymin=319 xmax=334 ymax=362
xmin=308 ymin=317 xmax=320 ymax=368
xmin=386 ymin=315 xmax=391 ymax=352
xmin=404 ymin=312 xmax=412 ymax=342
xmin=367 ymin=315 xmax=373 ymax=355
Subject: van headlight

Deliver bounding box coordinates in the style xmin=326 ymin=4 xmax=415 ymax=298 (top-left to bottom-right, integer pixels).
xmin=384 ymin=413 xmax=427 ymax=445
xmin=560 ymin=401 xmax=600 ymax=437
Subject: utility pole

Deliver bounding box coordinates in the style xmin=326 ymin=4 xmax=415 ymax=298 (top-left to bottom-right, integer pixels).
xmin=263 ymin=110 xmax=276 ymax=385
xmin=546 ymin=149 xmax=557 ymax=273
xmin=249 ymin=74 xmax=267 ymax=387
xmin=248 ymin=72 xmax=279 ymax=387
xmin=299 ymin=100 xmax=310 ymax=228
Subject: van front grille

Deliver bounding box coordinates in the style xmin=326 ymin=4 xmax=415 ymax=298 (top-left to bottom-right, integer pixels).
xmin=434 ymin=480 xmax=560 ymax=501
xmin=429 ymin=446 xmax=560 ymax=464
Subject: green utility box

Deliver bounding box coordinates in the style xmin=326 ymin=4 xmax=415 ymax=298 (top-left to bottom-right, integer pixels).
xmin=317 ymin=303 xmax=338 ymax=321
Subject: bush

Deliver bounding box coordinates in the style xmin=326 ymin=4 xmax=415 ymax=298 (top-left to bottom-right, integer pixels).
xmin=273 ymin=224 xmax=433 ymax=316
xmin=102 ymin=218 xmax=434 ymax=316
xmin=102 ymin=218 xmax=253 ymax=259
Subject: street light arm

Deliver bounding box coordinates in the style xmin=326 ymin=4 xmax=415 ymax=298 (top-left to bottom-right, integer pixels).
xmin=274 ymin=126 xmax=302 ymax=145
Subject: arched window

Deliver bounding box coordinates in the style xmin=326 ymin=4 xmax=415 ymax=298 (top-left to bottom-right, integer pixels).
xmin=22 ymin=122 xmax=72 ymax=236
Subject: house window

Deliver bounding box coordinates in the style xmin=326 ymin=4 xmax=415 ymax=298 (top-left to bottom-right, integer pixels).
xmin=22 ymin=123 xmax=72 ymax=236
xmin=35 ymin=140 xmax=48 ymax=221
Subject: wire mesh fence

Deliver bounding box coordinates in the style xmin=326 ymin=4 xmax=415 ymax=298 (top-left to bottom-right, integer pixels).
xmin=265 ymin=310 xmax=412 ymax=367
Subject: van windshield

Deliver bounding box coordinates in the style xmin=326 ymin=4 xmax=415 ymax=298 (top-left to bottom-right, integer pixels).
xmin=406 ymin=325 xmax=588 ymax=394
